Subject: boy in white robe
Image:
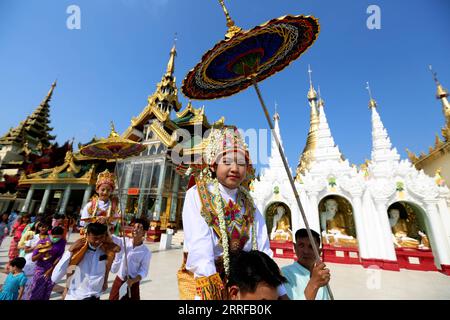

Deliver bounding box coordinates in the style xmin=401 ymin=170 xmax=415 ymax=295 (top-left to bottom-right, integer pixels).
xmin=179 ymin=126 xmax=287 ymax=300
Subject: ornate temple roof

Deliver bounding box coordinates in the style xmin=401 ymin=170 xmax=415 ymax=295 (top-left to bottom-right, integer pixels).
xmin=0 ymin=81 xmax=57 ymax=153
xmin=406 ymin=66 xmax=450 ymax=167
xmin=122 ymin=44 xmax=224 ymax=155
xmin=123 ymin=44 xmax=182 ymax=142
xmin=18 ymin=150 xmax=98 ymax=186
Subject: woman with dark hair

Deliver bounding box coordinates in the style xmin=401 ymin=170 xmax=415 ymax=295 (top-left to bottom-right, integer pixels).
xmin=27 ymin=226 xmax=66 ymax=300
xmin=0 ymin=257 xmax=27 ymax=300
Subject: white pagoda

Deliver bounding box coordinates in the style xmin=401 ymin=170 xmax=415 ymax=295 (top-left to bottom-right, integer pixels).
xmin=252 ymin=68 xmax=450 ymax=275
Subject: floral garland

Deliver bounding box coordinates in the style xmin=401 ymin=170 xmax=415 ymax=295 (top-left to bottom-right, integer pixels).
xmin=239 ymin=186 xmax=257 ymax=251
xmin=213 ymin=178 xmax=230 ymax=276
xmin=211 ymin=178 xmax=259 ymax=277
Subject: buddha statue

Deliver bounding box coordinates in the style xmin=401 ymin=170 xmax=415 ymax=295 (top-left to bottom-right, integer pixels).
xmin=270 ymin=206 xmax=293 ymax=241
xmin=320 ymin=198 xmax=358 ymax=247
xmin=388 ymin=208 xmax=420 ymax=248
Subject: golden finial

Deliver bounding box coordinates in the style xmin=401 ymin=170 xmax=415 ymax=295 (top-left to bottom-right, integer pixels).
xmin=217 ymin=0 xmax=242 ymax=39
xmin=166 ymin=36 xmax=177 ymax=77
xmin=307 ymin=65 xmax=317 ymax=101
xmin=366 ymin=81 xmax=377 ymax=109
xmin=429 ymin=65 xmax=449 ymax=99
xmin=109 ymin=121 xmax=120 ymax=138
xmin=43 ymin=80 xmax=57 ymax=103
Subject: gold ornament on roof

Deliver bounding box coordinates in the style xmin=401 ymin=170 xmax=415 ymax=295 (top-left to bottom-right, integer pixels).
xmin=109 ymin=121 xmax=120 ymax=138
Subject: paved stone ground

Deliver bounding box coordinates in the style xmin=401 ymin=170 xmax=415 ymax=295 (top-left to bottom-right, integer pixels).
xmin=1 ymin=234 xmax=450 ymax=300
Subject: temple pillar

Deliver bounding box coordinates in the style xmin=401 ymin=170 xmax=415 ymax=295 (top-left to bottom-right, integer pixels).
xmin=375 ymin=200 xmax=397 ymax=261
xmin=59 ymin=185 xmax=72 ymax=215
xmin=425 ymin=201 xmax=450 ymax=267
xmin=307 ymin=192 xmax=320 ymax=233
xmin=437 ymin=196 xmax=450 ymax=243
xmin=169 ymin=173 xmax=180 ymax=222
xmin=81 ymin=185 xmax=93 ymax=209
xmin=38 ymin=185 xmax=52 ymax=214
xmin=154 ymin=160 xmax=167 ymax=221
xmin=21 ymin=185 xmax=35 ymax=213
xmin=350 ymin=194 xmax=368 ymax=259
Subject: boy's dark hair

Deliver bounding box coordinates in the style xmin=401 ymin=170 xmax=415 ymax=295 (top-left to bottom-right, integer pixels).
xmin=133 ymin=218 xmax=150 ymax=232
xmin=295 ymin=228 xmax=321 ymax=246
xmin=10 ymin=257 xmax=26 ymax=269
xmin=51 ymin=226 xmax=64 ymax=236
xmin=227 ymin=250 xmax=286 ymax=294
xmin=86 ymin=222 xmax=108 ymax=236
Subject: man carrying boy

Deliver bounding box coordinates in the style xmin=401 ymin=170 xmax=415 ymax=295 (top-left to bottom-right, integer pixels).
xmin=51 ymin=222 xmax=110 ymax=300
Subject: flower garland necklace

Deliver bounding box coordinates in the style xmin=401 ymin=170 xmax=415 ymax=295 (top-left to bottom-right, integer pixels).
xmin=213 ymin=179 xmax=258 ymax=276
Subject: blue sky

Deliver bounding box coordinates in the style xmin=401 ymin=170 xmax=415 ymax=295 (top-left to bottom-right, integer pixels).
xmin=0 ymin=0 xmax=449 ymax=174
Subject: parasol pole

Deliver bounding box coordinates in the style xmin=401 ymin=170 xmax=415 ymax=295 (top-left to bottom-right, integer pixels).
xmin=114 ymin=162 xmax=132 ymax=299
xmin=251 ymin=77 xmax=334 ymax=300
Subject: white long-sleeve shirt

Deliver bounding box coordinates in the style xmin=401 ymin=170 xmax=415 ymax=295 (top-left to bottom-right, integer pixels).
xmin=111 ymin=235 xmax=151 ymax=281
xmin=51 ymin=247 xmax=107 ymax=300
xmin=183 ymin=183 xmax=286 ymax=297
xmin=80 ymin=199 xmax=120 ymax=227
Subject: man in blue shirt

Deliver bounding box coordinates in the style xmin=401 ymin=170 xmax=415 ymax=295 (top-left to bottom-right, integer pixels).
xmin=281 ymin=228 xmax=331 ymax=300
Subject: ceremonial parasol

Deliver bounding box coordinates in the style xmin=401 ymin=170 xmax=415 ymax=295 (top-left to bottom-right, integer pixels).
xmin=80 ymin=122 xmax=146 ymax=160
xmin=80 ymin=121 xmax=147 ymax=298
xmin=182 ymin=1 xmax=333 ymax=299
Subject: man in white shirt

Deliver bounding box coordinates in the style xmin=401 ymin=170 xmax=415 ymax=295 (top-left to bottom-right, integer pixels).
xmin=109 ymin=218 xmax=152 ymax=300
xmin=281 ymin=228 xmax=331 ymax=300
xmin=51 ymin=222 xmax=109 ymax=300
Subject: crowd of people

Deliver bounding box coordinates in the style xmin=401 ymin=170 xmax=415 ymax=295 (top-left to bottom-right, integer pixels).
xmin=0 ymin=127 xmax=331 ymax=301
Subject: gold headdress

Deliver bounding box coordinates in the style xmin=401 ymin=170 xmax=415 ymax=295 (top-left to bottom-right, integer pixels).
xmin=204 ymin=126 xmax=250 ymax=165
xmin=95 ymin=169 xmax=116 ymax=190
xmin=191 ymin=126 xmax=255 ymax=188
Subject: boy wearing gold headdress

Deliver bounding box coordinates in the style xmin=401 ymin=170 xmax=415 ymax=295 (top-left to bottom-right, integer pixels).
xmin=68 ymin=169 xmax=121 ymax=292
xmin=179 ymin=126 xmax=287 ymax=300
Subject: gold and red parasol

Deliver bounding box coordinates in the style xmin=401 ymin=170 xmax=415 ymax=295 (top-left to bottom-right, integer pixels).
xmin=80 ymin=122 xmax=146 ymax=160
xmin=181 ymin=2 xmax=319 ymax=99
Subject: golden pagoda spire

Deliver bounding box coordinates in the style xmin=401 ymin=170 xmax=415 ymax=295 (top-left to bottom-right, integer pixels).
xmin=165 ymin=35 xmax=177 ymax=77
xmin=43 ymin=80 xmax=57 ymax=103
xmin=307 ymin=64 xmax=317 ymax=101
xmin=366 ymin=81 xmax=377 ymax=109
xmin=429 ymin=65 xmax=450 ymax=141
xmin=218 ymin=0 xmax=242 ymax=39
xmin=296 ymin=66 xmax=320 ymax=178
